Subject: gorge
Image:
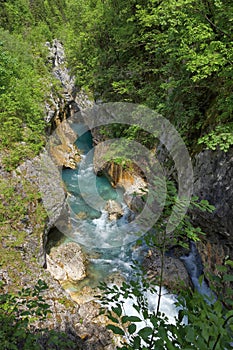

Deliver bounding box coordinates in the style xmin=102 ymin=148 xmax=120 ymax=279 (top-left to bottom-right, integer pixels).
xmin=40 ymin=40 xmax=231 ymax=344
xmin=0 ymin=1 xmax=233 ymax=348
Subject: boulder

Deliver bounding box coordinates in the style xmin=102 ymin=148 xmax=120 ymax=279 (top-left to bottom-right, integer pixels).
xmin=47 ymin=242 xmax=86 ymax=282
xmin=92 ymin=139 xmax=147 ymax=215
xmin=143 ymin=250 xmax=192 ymax=291
xmin=105 ymin=200 xmax=124 ymax=220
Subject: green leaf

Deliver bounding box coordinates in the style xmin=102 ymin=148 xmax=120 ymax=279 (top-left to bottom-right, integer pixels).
xmin=128 ymin=323 xmax=137 ymax=334
xmin=225 ymin=260 xmax=233 ymax=268
xmin=122 ymin=315 xmax=142 ymax=323
xmin=107 ymin=314 xmax=119 ymax=324
xmin=150 ymin=315 xmax=158 ymax=327
xmin=223 ymin=275 xmax=233 ymax=282
xmin=138 ymin=327 xmax=153 ymax=341
xmin=106 ymin=324 xmax=124 ymax=336
xmin=133 ymin=336 xmax=141 ymax=348
xmin=112 ymin=305 xmax=122 ymax=317
xmin=132 ymin=303 xmax=140 ymax=313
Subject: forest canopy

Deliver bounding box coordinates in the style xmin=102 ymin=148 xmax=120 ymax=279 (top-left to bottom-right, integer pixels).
xmin=63 ymin=0 xmax=233 ymax=150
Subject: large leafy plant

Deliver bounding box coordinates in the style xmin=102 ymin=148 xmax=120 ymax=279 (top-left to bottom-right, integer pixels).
xmin=0 ymin=280 xmax=76 ymax=350
xmin=99 ymin=262 xmax=233 ymax=350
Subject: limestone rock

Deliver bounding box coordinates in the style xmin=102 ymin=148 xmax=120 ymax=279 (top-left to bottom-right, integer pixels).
xmin=69 ymin=286 xmax=97 ymax=305
xmin=47 ymin=242 xmax=86 ymax=282
xmin=196 ymin=239 xmax=226 ymax=277
xmin=75 ymin=301 xmax=118 ymax=350
xmin=46 ymin=254 xmax=67 ymax=281
xmin=92 ymin=139 xmax=147 ymax=214
xmin=191 ymin=147 xmax=233 ymax=261
xmin=48 ymin=114 xmax=81 ymax=169
xmin=15 ymin=155 xmax=70 ymax=267
xmin=76 ymin=211 xmax=88 ymax=220
xmin=143 ymin=250 xmax=192 ymax=291
xmin=45 ymin=40 xmax=81 ymax=169
xmin=105 ymin=200 xmax=124 ymax=220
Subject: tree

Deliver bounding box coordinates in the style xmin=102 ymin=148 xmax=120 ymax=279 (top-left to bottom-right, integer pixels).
xmin=65 ymin=0 xmax=233 ymax=149
xmin=100 ymin=268 xmax=233 ymax=349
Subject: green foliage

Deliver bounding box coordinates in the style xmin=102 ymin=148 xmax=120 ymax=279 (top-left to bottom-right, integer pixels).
xmin=0 ymin=29 xmax=50 ymax=170
xmin=198 ymin=124 xmax=233 ymax=151
xmin=0 ymin=0 xmax=33 ymax=32
xmin=148 ymin=181 xmax=215 ymax=249
xmin=100 ymin=263 xmax=233 ymax=349
xmin=65 ymin=0 xmax=233 ymax=148
xmin=0 ymin=176 xmax=44 ymax=225
xmin=0 ymin=0 xmax=72 ymax=171
xmin=0 ymin=280 xmax=76 ymax=350
xmin=0 ymin=0 xmax=67 ymax=34
xmin=0 ymin=280 xmax=50 ymax=350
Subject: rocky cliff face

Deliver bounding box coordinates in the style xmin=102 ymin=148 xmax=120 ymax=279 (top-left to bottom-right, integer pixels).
xmin=15 ymin=155 xmax=69 ymax=267
xmin=155 ymin=145 xmax=233 ymax=278
xmin=45 ymin=40 xmax=81 ymax=169
xmin=191 ymin=147 xmax=233 ymax=272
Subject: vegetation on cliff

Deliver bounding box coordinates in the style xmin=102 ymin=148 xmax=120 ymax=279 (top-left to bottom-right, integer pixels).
xmin=0 ymin=0 xmax=67 ymax=170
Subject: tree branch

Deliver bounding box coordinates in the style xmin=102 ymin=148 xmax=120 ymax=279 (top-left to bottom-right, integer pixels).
xmin=205 ymin=15 xmax=232 ymax=39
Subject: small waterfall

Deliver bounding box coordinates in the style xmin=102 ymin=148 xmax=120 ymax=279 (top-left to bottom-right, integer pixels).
xmin=180 ymin=241 xmax=216 ymax=301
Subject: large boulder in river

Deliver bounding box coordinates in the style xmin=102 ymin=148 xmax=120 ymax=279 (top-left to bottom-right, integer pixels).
xmin=47 ymin=242 xmax=86 ymax=282
xmin=105 ymin=200 xmax=124 ymax=221
xmin=92 ymin=139 xmax=147 ymax=215
xmin=143 ymin=250 xmax=192 ymax=291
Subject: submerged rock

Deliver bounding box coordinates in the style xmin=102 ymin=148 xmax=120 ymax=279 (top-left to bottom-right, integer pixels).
xmin=47 ymin=242 xmax=86 ymax=282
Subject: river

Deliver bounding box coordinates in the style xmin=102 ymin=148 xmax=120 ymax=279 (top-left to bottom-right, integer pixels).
xmin=62 ymin=124 xmax=136 ymax=283
xmin=57 ymin=121 xmax=181 ymax=321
